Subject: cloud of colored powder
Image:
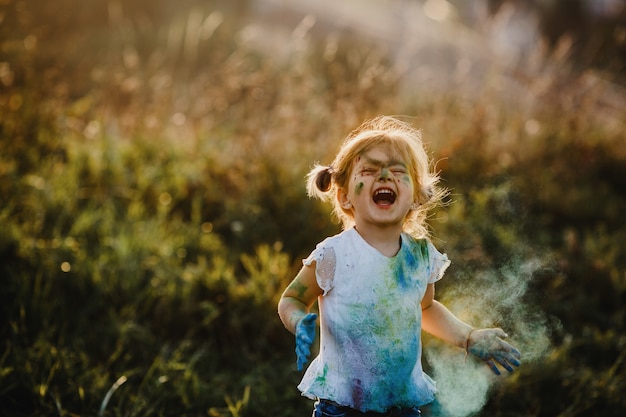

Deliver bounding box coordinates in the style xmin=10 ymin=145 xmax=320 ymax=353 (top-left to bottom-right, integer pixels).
xmin=424 ymin=257 xmax=555 ymax=417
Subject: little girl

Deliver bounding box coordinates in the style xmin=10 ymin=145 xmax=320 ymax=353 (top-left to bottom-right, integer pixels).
xmin=278 ymin=116 xmax=521 ymax=416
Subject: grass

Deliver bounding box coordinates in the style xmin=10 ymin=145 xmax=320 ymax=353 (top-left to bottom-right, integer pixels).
xmin=1 ymin=1 xmax=626 ymax=416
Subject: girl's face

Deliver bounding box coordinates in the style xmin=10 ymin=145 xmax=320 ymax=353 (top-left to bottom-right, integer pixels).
xmin=339 ymin=144 xmax=415 ymax=231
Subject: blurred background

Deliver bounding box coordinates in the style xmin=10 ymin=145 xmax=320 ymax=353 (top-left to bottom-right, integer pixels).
xmin=1 ymin=0 xmax=625 ymax=416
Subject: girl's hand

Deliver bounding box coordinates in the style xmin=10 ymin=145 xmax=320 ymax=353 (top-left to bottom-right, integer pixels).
xmin=467 ymin=328 xmax=521 ymax=375
xmin=295 ymin=313 xmax=318 ymax=371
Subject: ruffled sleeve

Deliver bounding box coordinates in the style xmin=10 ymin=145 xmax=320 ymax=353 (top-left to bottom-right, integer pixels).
xmin=426 ymin=241 xmax=451 ymax=284
xmin=303 ymin=242 xmax=337 ymax=295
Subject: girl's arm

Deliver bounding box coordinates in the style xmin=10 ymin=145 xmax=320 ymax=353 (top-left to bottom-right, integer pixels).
xmin=421 ymin=283 xmax=522 ymax=375
xmin=421 ymin=283 xmax=473 ymax=348
xmin=278 ymin=263 xmax=323 ymax=334
xmin=278 ymin=264 xmax=323 ymax=370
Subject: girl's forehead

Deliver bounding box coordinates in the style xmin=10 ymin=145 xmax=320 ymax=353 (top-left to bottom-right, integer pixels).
xmin=357 ymin=144 xmax=407 ymax=165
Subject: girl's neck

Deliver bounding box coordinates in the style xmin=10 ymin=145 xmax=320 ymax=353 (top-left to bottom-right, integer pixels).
xmin=354 ymin=224 xmax=403 ymax=258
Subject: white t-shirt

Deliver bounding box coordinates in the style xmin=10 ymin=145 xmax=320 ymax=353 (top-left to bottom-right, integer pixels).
xmin=298 ymin=227 xmax=451 ymax=412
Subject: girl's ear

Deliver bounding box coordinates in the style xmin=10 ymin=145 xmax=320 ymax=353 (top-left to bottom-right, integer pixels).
xmin=337 ymin=188 xmax=352 ymax=209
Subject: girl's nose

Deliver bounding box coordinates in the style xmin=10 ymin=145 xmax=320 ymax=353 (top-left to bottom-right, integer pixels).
xmin=379 ymin=168 xmax=391 ymax=180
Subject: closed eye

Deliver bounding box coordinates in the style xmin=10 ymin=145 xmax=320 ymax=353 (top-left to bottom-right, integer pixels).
xmin=360 ymin=167 xmax=378 ymax=175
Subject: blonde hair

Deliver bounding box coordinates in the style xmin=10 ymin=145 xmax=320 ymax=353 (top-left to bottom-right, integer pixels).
xmin=306 ymin=115 xmax=445 ymax=239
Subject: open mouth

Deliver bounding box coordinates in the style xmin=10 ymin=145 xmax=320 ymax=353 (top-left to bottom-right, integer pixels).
xmin=372 ymin=188 xmax=396 ymax=206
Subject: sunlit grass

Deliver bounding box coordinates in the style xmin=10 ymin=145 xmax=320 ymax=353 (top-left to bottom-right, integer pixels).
xmin=1 ymin=1 xmax=625 ymax=416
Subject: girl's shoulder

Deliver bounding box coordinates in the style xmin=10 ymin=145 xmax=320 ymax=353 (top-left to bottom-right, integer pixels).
xmin=303 ymin=229 xmax=349 ymax=267
xmin=401 ymin=232 xmax=430 ymax=255
xmin=303 ymin=230 xmax=354 ymax=295
xmin=401 ymin=233 xmax=450 ymax=280
xmin=314 ymin=228 xmax=357 ymax=250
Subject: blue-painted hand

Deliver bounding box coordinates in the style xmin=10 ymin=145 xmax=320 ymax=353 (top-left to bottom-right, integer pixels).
xmin=295 ymin=313 xmax=318 ymax=371
xmin=467 ymin=328 xmax=521 ymax=375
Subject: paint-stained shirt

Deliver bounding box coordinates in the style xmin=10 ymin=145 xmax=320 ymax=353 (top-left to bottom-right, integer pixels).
xmin=298 ymin=227 xmax=450 ymax=412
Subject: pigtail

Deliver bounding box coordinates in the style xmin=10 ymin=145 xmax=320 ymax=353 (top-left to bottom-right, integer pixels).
xmin=316 ymin=166 xmax=334 ymax=192
xmin=306 ymin=164 xmax=334 ymax=201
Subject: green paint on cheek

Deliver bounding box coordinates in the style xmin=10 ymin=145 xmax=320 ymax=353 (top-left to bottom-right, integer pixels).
xmin=402 ymin=175 xmax=412 ymax=185
xmin=355 ymin=182 xmax=364 ymax=195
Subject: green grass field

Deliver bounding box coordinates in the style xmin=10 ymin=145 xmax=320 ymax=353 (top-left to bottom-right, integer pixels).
xmin=1 ymin=1 xmax=625 ymax=416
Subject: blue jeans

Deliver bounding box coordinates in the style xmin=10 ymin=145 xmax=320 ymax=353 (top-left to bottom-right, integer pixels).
xmin=313 ymin=400 xmax=421 ymax=417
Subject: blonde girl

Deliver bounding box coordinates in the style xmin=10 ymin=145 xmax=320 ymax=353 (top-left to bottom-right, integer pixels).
xmin=278 ymin=116 xmax=520 ymax=416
